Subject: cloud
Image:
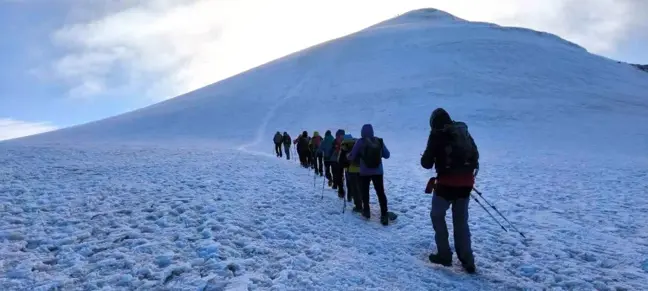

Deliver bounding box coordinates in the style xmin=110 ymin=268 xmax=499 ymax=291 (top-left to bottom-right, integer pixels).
xmin=49 ymin=0 xmax=648 ymax=101
xmin=0 ymin=118 xmax=58 ymax=141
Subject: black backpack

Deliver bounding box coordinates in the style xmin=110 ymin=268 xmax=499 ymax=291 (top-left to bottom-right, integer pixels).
xmin=440 ymin=121 xmax=479 ymax=174
xmin=361 ymin=137 xmax=383 ymax=169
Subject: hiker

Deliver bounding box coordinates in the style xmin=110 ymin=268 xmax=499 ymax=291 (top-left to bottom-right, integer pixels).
xmin=331 ymin=129 xmax=346 ymax=198
xmin=320 ymin=130 xmax=335 ymax=186
xmin=310 ymin=131 xmax=324 ymax=176
xmin=421 ymin=107 xmax=478 ymax=274
xmin=295 ymin=131 xmax=310 ymax=168
xmin=282 ymin=132 xmax=292 ymax=160
xmin=347 ymin=124 xmax=391 ymax=225
xmin=340 ymin=134 xmax=360 ymax=206
xmin=273 ymin=131 xmax=283 ymax=157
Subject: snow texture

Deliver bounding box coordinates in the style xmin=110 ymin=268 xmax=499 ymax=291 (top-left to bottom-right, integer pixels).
xmin=2 ymin=8 xmax=648 ymax=291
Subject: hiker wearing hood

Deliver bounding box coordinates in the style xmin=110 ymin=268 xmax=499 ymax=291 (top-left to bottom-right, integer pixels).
xmin=282 ymin=132 xmax=292 ymax=160
xmin=310 ymin=131 xmax=324 ymax=176
xmin=421 ymin=108 xmax=478 ymax=274
xmin=273 ymin=131 xmax=283 ymax=157
xmin=295 ymin=131 xmax=310 ymax=168
xmin=330 ymin=129 xmax=346 ymax=197
xmin=320 ymin=130 xmax=335 ymax=184
xmin=347 ymin=124 xmax=391 ymax=225
xmin=340 ymin=134 xmax=361 ymax=206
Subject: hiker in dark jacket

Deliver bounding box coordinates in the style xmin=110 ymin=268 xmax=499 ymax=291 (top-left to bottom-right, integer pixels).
xmin=330 ymin=129 xmax=346 ymax=197
xmin=282 ymin=132 xmax=292 ymax=160
xmin=273 ymin=131 xmax=283 ymax=157
xmin=320 ymin=130 xmax=335 ymax=184
xmin=347 ymin=124 xmax=391 ymax=225
xmin=421 ymin=107 xmax=477 ymax=274
xmin=295 ymin=131 xmax=310 ymax=168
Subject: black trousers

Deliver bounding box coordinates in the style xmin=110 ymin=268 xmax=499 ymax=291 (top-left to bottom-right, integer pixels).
xmin=359 ymin=174 xmax=388 ymax=216
xmin=324 ymin=161 xmax=333 ymax=181
xmin=332 ymin=162 xmax=345 ymax=196
xmin=274 ymin=143 xmax=282 ymax=157
xmin=314 ymin=152 xmax=323 ymax=175
xmin=346 ymin=172 xmax=361 ymax=206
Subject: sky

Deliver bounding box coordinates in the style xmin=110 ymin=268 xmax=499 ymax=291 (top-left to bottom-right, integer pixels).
xmin=1 ymin=0 xmax=647 ymax=141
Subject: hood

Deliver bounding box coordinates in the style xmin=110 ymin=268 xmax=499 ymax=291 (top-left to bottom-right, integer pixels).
xmin=325 ymin=130 xmax=332 ymax=137
xmin=343 ymin=134 xmax=353 ymax=139
xmin=283 ymin=132 xmax=288 ymax=136
xmin=361 ymin=124 xmax=374 ymax=138
xmin=313 ymin=131 xmax=320 ymax=137
xmin=335 ymin=129 xmax=345 ymax=138
xmin=430 ymin=108 xmax=452 ymax=130
xmin=302 ymin=130 xmax=308 ymax=137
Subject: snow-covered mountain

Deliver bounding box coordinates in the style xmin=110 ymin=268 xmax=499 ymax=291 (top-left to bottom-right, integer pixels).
xmin=2 ymin=8 xmax=647 ymax=290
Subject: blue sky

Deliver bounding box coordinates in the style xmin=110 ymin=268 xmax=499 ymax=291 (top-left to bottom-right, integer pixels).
xmin=1 ymin=0 xmax=647 ymax=140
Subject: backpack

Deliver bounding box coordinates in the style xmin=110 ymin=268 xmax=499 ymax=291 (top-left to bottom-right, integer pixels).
xmin=283 ymin=134 xmax=291 ymax=144
xmin=361 ymin=137 xmax=383 ymax=169
xmin=274 ymin=133 xmax=282 ymax=144
xmin=440 ymin=121 xmax=479 ymax=174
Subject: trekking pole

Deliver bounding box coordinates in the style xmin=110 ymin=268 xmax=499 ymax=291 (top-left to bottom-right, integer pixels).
xmin=472 ymin=187 xmax=526 ymax=238
xmin=321 ymin=176 xmax=325 ymax=199
xmin=471 ymin=194 xmax=508 ymax=233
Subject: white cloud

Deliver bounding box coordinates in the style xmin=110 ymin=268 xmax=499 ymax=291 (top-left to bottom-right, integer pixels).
xmin=50 ymin=0 xmax=648 ymax=100
xmin=0 ymin=118 xmax=58 ymax=141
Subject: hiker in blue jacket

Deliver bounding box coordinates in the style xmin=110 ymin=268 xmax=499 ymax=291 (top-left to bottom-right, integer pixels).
xmin=347 ymin=124 xmax=391 ymax=225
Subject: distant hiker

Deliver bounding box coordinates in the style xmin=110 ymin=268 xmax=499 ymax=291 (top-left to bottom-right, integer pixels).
xmin=347 ymin=124 xmax=391 ymax=225
xmin=273 ymin=131 xmax=283 ymax=157
xmin=330 ymin=129 xmax=346 ymax=198
xmin=310 ymin=131 xmax=324 ymax=176
xmin=282 ymin=132 xmax=292 ymax=160
xmin=320 ymin=130 xmax=335 ymax=186
xmin=295 ymin=131 xmax=310 ymax=168
xmin=340 ymin=134 xmax=360 ymax=206
xmin=421 ymin=108 xmax=479 ymax=274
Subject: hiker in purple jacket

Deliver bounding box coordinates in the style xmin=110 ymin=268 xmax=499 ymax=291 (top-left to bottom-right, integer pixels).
xmin=347 ymin=124 xmax=392 ymax=225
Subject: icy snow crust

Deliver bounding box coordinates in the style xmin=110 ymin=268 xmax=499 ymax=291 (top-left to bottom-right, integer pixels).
xmin=3 ymin=8 xmax=648 ymax=290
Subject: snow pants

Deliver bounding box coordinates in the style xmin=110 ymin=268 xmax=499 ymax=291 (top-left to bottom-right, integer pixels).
xmin=346 ymin=171 xmax=361 ymax=207
xmin=324 ymin=161 xmax=333 ymax=182
xmin=313 ymin=152 xmax=323 ymax=175
xmin=298 ymin=150 xmax=308 ymax=168
xmin=331 ymin=162 xmax=345 ymax=196
xmin=430 ymin=186 xmax=474 ymax=267
xmin=274 ymin=143 xmax=282 ymax=157
xmin=359 ymin=174 xmax=388 ymax=216
xmin=283 ymin=144 xmax=291 ymax=160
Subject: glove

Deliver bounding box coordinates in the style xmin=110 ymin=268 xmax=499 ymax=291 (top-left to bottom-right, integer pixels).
xmin=425 ymin=177 xmax=437 ymax=194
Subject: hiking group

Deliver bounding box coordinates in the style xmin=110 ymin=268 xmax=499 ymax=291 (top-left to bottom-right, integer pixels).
xmin=272 ymin=108 xmax=479 ymax=274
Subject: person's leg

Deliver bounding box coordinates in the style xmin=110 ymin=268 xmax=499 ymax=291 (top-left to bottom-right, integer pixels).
xmin=336 ymin=166 xmax=345 ymax=197
xmin=284 ymin=146 xmax=290 ymax=160
xmin=430 ymin=191 xmax=452 ymax=264
xmin=347 ymin=172 xmax=361 ymax=209
xmin=452 ymin=188 xmax=475 ymax=271
xmin=371 ymin=175 xmax=388 ymax=217
xmin=331 ymin=162 xmax=339 ymax=189
xmin=359 ymin=175 xmax=371 ymax=218
xmin=317 ymin=154 xmax=323 ymax=176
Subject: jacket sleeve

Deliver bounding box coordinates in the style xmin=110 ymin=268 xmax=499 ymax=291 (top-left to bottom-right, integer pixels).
xmin=380 ymin=138 xmax=390 ymax=159
xmin=421 ymin=131 xmax=437 ymax=169
xmin=347 ymin=139 xmax=362 ymax=161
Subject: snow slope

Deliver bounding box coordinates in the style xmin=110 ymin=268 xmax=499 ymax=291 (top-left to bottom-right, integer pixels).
xmin=2 ymin=8 xmax=648 ymax=290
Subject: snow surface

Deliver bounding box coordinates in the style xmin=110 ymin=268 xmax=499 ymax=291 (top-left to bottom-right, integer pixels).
xmin=3 ymin=8 xmax=648 ymax=290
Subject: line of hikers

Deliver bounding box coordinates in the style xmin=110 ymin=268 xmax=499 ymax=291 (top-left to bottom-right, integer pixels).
xmin=272 ymin=108 xmax=478 ymax=274
xmin=275 ymin=124 xmax=392 ymax=225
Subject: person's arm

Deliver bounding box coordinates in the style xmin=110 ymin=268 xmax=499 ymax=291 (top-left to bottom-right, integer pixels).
xmin=347 ymin=139 xmax=363 ymax=161
xmin=381 ymin=138 xmax=390 ymax=159
xmin=421 ymin=131 xmax=437 ymax=169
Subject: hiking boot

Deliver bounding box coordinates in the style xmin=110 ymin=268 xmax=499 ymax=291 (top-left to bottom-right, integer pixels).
xmin=428 ymin=253 xmax=452 ymax=267
xmin=352 ymin=207 xmax=362 ymax=213
xmin=332 ymin=185 xmax=338 ymax=190
xmin=337 ymin=192 xmax=345 ymax=199
xmin=362 ymin=210 xmax=371 ymax=219
xmin=462 ymin=263 xmax=476 ymax=274
xmin=380 ymin=215 xmax=389 ymax=226
xmin=328 ymin=180 xmax=333 ymax=187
